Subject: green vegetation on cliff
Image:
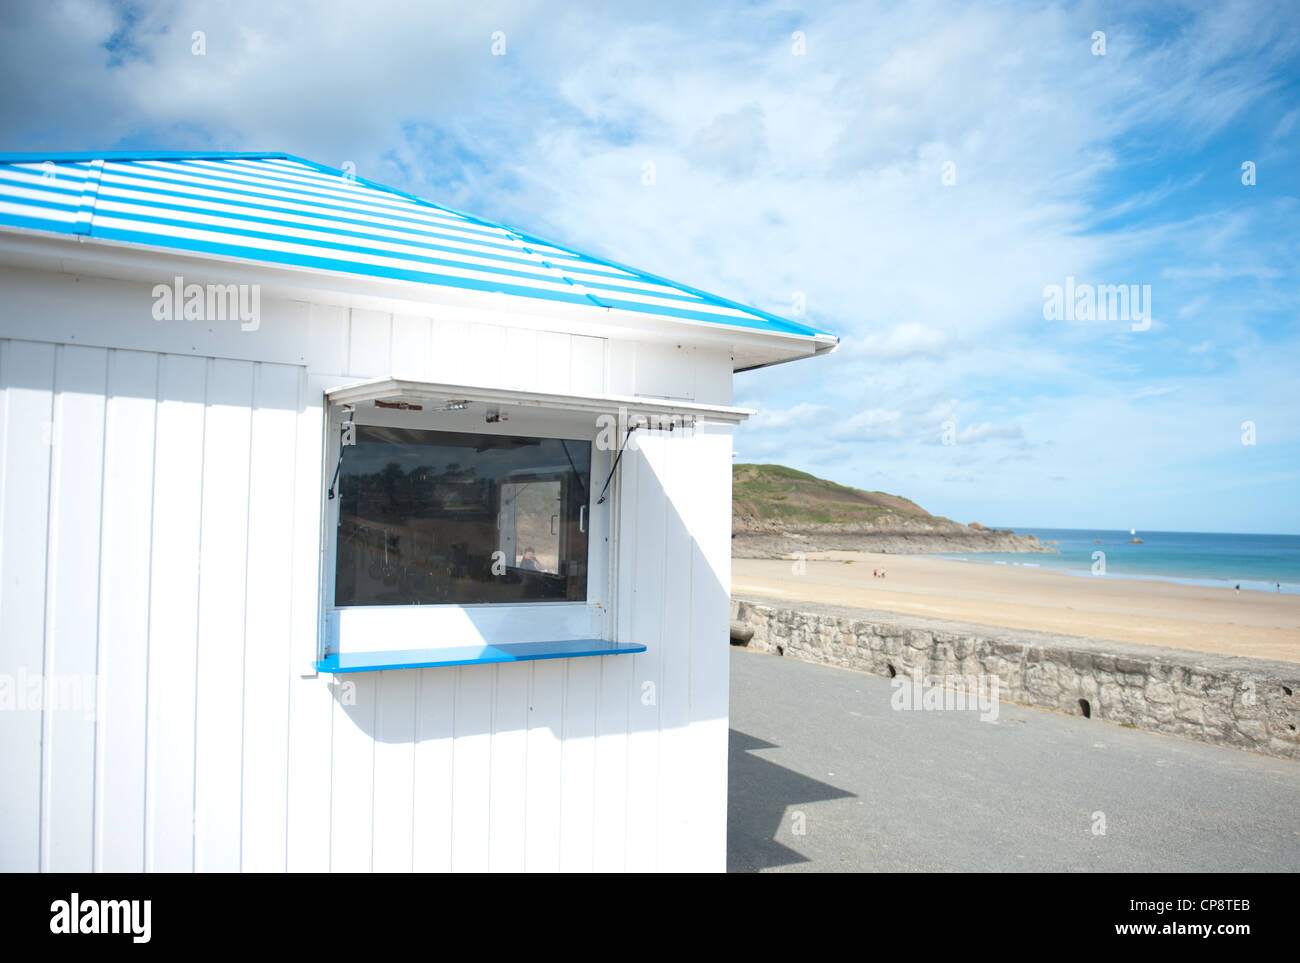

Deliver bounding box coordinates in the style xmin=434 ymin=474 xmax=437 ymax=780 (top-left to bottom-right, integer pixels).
xmin=732 ymin=463 xmax=943 ymax=529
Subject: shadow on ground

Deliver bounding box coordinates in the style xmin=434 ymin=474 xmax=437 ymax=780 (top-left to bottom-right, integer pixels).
xmin=727 ymin=728 xmax=856 ymax=872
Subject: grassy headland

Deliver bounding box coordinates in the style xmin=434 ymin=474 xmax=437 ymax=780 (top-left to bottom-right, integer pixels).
xmin=732 ymin=463 xmax=1050 ymax=556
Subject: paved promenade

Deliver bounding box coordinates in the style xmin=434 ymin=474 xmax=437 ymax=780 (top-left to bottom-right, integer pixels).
xmin=728 ymin=647 xmax=1300 ymax=872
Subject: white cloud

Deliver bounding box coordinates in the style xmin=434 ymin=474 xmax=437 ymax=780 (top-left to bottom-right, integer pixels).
xmin=955 ymin=421 xmax=1024 ymax=444
xmin=685 ymin=104 xmax=769 ymax=179
xmin=847 ymin=322 xmax=950 ymax=361
xmin=828 ymin=407 xmax=903 ymax=442
xmin=1 ymin=0 xmax=1296 ymax=530
xmin=746 ymin=401 xmax=833 ymax=430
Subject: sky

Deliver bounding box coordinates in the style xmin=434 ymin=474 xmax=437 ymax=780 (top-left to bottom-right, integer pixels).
xmin=1 ymin=0 xmax=1297 ymax=534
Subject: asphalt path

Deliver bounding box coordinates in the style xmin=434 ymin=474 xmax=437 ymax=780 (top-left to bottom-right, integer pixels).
xmin=728 ymin=646 xmax=1300 ymax=872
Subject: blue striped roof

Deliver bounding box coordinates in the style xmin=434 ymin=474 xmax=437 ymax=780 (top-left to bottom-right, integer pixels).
xmin=0 ymin=151 xmax=834 ymax=341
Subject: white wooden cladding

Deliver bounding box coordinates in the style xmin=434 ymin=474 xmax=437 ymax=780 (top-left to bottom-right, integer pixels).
xmin=0 ymin=268 xmax=734 ymax=405
xmin=0 ymin=286 xmax=733 ymax=872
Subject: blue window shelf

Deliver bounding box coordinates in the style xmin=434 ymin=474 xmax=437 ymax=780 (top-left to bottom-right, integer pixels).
xmin=315 ymin=639 xmax=646 ymax=673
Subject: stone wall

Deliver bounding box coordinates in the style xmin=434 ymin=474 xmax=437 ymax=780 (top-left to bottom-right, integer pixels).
xmin=731 ymin=596 xmax=1300 ymax=761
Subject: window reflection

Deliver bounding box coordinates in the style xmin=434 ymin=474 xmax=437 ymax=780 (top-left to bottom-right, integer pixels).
xmin=334 ymin=425 xmax=591 ymax=606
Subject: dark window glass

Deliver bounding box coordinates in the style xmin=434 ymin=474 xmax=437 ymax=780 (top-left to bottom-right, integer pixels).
xmin=334 ymin=425 xmax=591 ymax=606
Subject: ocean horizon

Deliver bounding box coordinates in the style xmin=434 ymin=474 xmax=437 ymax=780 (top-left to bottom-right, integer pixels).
xmin=943 ymin=527 xmax=1300 ymax=595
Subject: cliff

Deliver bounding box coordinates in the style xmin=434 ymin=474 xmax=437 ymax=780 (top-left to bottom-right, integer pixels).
xmin=732 ymin=463 xmax=1054 ymax=557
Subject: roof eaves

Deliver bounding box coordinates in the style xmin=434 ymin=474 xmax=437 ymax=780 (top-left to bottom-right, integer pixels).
xmin=281 ymin=155 xmax=834 ymax=343
xmin=501 ymin=230 xmax=836 ymax=342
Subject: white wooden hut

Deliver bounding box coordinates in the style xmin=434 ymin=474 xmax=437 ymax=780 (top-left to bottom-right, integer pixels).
xmin=0 ymin=151 xmax=836 ymax=872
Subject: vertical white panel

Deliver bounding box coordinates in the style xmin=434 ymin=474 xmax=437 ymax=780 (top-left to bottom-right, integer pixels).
xmin=606 ymin=339 xmax=636 ymax=395
xmin=145 ymin=353 xmax=207 ymax=872
xmin=524 ymin=660 xmax=563 ymax=872
xmin=285 ymin=375 xmax=332 ymax=872
xmin=285 ymin=673 xmax=333 ymax=873
xmin=593 ymin=423 xmax=635 ymax=870
xmin=656 ymin=429 xmax=696 ymax=870
xmin=569 ymin=335 xmax=604 ymax=395
xmin=346 ymin=308 xmax=391 ymax=378
xmin=559 ymin=659 xmax=598 ymax=872
xmin=450 ymin=665 xmax=493 ymax=871
xmin=412 ymin=667 xmax=455 ymax=872
xmin=593 ymin=654 xmax=631 ymax=872
xmin=306 ymin=303 xmax=349 ymax=374
xmin=428 ymin=318 xmax=468 ymax=384
xmin=622 ymin=439 xmax=664 ymax=871
xmin=536 ymin=331 xmax=572 ymax=394
xmin=193 ymin=359 xmax=254 ymax=873
xmin=96 ymin=349 xmax=158 ymax=871
xmin=694 ymin=348 xmax=734 ymax=406
xmin=684 ymin=423 xmax=734 ymax=872
xmin=461 ymin=323 xmax=504 ymax=388
xmin=636 ymin=343 xmax=696 ymax=400
xmin=0 ymin=340 xmax=55 ymax=871
xmin=371 ymin=670 xmax=416 ymax=872
xmin=502 ymin=328 xmax=539 ymax=393
xmin=390 ymin=314 xmax=432 ymax=382
xmin=329 ymin=673 xmax=377 ymax=871
xmin=276 ymin=300 xmax=313 ymax=365
xmin=43 ymin=344 xmax=108 ymax=872
xmin=241 ymin=362 xmax=301 ymax=871
xmin=488 ymin=662 xmax=529 ymax=872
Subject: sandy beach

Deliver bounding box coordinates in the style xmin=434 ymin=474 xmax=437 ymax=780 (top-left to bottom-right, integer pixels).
xmin=732 ymin=552 xmax=1300 ymax=664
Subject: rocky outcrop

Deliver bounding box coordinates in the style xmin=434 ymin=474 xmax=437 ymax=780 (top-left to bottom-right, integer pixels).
xmin=732 ymin=520 xmax=1052 ymax=558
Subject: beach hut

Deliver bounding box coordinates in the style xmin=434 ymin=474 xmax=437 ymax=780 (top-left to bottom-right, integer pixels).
xmin=0 ymin=151 xmax=836 ymax=872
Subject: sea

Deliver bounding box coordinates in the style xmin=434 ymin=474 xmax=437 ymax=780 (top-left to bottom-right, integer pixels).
xmin=941 ymin=528 xmax=1300 ymax=595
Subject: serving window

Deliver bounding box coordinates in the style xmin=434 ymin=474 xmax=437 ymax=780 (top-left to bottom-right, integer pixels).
xmin=311 ymin=376 xmax=745 ymax=672
xmin=333 ymin=425 xmax=592 ymax=606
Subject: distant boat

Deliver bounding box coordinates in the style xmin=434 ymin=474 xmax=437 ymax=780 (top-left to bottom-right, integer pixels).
xmin=1130 ymin=528 xmax=1136 ymax=535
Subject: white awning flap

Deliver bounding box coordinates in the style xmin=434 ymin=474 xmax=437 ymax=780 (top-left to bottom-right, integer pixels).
xmin=325 ymin=377 xmax=754 ymax=425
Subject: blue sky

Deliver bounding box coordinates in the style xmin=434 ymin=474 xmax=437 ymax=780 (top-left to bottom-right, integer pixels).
xmin=2 ymin=0 xmax=1297 ymax=533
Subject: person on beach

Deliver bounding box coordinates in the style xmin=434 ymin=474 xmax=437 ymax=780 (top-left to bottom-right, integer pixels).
xmin=1234 ymin=584 xmax=1240 ymax=594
